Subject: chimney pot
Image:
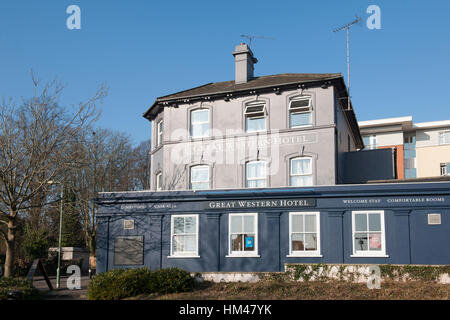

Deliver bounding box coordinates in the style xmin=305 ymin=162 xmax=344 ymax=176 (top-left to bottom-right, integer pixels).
xmin=232 ymin=43 xmax=257 ymax=84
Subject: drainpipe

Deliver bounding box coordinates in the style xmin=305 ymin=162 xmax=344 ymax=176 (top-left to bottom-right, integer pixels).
xmin=217 ymin=215 xmax=220 ymax=272
xmin=160 ymin=215 xmax=163 ymax=270
xmin=106 ymin=217 xmax=110 ymax=271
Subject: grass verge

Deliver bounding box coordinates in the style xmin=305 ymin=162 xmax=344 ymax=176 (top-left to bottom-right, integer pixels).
xmin=128 ymin=279 xmax=450 ymax=300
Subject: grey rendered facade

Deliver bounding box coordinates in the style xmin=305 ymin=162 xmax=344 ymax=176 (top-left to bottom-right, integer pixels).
xmin=146 ymin=44 xmax=363 ymax=191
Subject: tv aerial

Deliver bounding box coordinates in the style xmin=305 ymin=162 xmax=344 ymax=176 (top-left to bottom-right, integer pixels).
xmin=333 ymin=16 xmax=362 ymax=110
xmin=241 ymin=34 xmax=275 ymax=48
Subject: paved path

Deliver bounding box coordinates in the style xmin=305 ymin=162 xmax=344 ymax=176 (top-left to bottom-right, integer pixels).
xmin=32 ymin=275 xmax=90 ymax=300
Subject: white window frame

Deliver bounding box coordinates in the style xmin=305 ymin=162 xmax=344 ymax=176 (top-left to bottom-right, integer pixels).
xmin=244 ymin=102 xmax=266 ymax=133
xmin=290 ymin=157 xmax=313 ymax=187
xmin=439 ymin=131 xmax=450 ymax=145
xmin=363 ymin=135 xmax=377 ymax=150
xmin=226 ymin=213 xmax=259 ymax=258
xmin=156 ymin=119 xmax=163 ymax=147
xmin=246 ymin=161 xmax=267 ymax=188
xmin=289 ymin=96 xmax=312 ymax=128
xmin=190 ymin=165 xmax=210 ymax=190
xmin=440 ymin=163 xmax=449 ymax=176
xmin=169 ymin=214 xmax=200 ymax=258
xmin=190 ymin=109 xmax=210 ymax=138
xmin=351 ymin=210 xmax=388 ymax=258
xmin=287 ymin=212 xmax=322 ymax=257
xmin=156 ymin=172 xmax=162 ymax=191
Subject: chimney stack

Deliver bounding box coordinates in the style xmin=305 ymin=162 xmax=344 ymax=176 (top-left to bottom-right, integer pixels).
xmin=232 ymin=43 xmax=258 ymax=84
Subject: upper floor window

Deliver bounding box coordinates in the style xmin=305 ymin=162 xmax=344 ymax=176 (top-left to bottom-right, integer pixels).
xmin=351 ymin=210 xmax=386 ymax=257
xmin=404 ymin=135 xmax=416 ymax=159
xmin=157 ymin=119 xmax=163 ymax=147
xmin=363 ymin=135 xmax=377 ymax=150
xmin=156 ymin=172 xmax=162 ymax=191
xmin=190 ymin=165 xmax=210 ymax=190
xmin=441 ymin=163 xmax=450 ymax=176
xmin=289 ymin=96 xmax=312 ymax=128
xmin=246 ymin=161 xmax=266 ymax=188
xmin=190 ymin=109 xmax=209 ymax=138
xmin=290 ymin=157 xmax=313 ymax=187
xmin=244 ymin=102 xmax=266 ymax=133
xmin=439 ymin=131 xmax=450 ymax=145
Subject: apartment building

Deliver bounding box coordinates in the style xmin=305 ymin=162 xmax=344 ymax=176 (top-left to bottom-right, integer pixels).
xmin=359 ymin=116 xmax=450 ymax=179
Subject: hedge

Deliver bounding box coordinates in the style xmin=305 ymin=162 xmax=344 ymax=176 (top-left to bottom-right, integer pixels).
xmin=87 ymin=267 xmax=194 ymax=300
xmin=0 ymin=277 xmax=40 ymax=300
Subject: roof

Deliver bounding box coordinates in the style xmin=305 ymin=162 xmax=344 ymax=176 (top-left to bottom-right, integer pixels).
xmin=156 ymin=73 xmax=342 ymax=101
xmin=359 ymin=116 xmax=450 ymax=132
xmin=143 ymin=73 xmax=343 ymax=120
xmin=359 ymin=116 xmax=413 ymax=127
xmin=95 ymin=181 xmax=450 ymax=205
xmin=143 ymin=72 xmax=363 ymax=148
xmin=414 ymin=120 xmax=450 ymax=129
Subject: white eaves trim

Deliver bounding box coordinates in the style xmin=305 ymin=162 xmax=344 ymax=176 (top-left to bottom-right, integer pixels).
xmin=413 ymin=120 xmax=450 ymax=129
xmin=358 ymin=116 xmax=412 ymax=128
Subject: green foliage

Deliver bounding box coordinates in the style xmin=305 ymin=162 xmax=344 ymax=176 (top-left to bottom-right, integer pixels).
xmin=87 ymin=267 xmax=194 ymax=300
xmin=379 ymin=265 xmax=450 ymax=282
xmin=288 ymin=264 xmax=330 ymax=282
xmin=22 ymin=224 xmax=49 ymax=261
xmin=286 ymin=264 xmax=450 ymax=283
xmin=152 ymin=268 xmax=195 ymax=294
xmin=0 ymin=277 xmax=40 ymax=300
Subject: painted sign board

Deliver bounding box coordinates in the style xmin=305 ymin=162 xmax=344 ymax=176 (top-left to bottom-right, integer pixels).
xmin=205 ymin=199 xmax=316 ymax=210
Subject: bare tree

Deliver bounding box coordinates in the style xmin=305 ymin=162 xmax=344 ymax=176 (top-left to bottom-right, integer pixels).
xmin=67 ymin=129 xmax=134 ymax=265
xmin=129 ymin=140 xmax=151 ymax=190
xmin=0 ymin=74 xmax=106 ymax=277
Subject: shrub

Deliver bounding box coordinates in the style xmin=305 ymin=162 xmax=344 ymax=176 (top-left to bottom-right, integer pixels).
xmin=152 ymin=268 xmax=194 ymax=294
xmin=0 ymin=277 xmax=40 ymax=300
xmin=87 ymin=267 xmax=194 ymax=300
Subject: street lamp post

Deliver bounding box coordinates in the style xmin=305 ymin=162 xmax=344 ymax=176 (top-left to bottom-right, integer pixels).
xmin=49 ymin=180 xmax=63 ymax=289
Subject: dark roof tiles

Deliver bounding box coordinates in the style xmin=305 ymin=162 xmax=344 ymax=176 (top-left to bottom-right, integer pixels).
xmin=156 ymin=73 xmax=342 ymax=101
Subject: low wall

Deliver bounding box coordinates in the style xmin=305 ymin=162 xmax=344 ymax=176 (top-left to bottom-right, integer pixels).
xmin=193 ymin=264 xmax=450 ymax=284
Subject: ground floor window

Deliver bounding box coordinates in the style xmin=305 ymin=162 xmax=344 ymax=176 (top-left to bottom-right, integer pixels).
xmin=288 ymin=212 xmax=321 ymax=257
xmin=351 ymin=210 xmax=386 ymax=257
xmin=113 ymin=236 xmax=144 ymax=266
xmin=228 ymin=213 xmax=258 ymax=257
xmin=170 ymin=215 xmax=199 ymax=257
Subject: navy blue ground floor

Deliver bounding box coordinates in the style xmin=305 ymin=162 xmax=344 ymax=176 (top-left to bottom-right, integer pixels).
xmin=95 ymin=182 xmax=450 ymax=273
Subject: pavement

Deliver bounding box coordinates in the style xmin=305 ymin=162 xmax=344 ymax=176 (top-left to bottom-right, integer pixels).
xmin=32 ymin=274 xmax=90 ymax=300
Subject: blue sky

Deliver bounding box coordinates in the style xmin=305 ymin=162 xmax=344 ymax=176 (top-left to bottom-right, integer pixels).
xmin=1 ymin=0 xmax=449 ymax=145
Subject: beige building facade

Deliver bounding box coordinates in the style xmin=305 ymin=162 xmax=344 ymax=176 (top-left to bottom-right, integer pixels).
xmin=359 ymin=117 xmax=450 ymax=179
